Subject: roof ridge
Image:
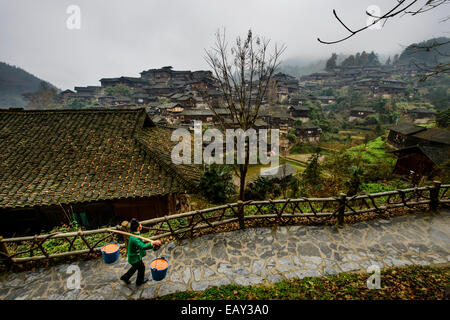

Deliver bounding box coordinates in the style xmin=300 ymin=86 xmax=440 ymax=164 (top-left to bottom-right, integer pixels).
xmin=0 ymin=108 xmax=146 ymax=114
xmin=134 ymin=128 xmax=199 ymax=192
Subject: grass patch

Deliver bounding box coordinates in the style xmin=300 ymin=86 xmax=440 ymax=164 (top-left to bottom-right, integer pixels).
xmin=290 ymin=143 xmax=321 ymax=155
xmin=360 ymin=180 xmax=410 ymax=194
xmin=156 ymin=265 xmax=450 ymax=300
xmin=346 ymin=136 xmax=395 ymax=164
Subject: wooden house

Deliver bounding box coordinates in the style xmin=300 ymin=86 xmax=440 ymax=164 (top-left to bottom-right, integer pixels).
xmin=392 ymin=144 xmax=449 ymax=180
xmin=179 ymin=109 xmax=215 ymax=125
xmin=140 ymin=66 xmax=174 ymax=83
xmin=349 ymin=107 xmax=376 ymax=119
xmin=0 ymin=108 xmax=200 ymax=236
xmin=156 ymin=102 xmax=185 ymax=117
xmin=99 ymin=77 xmax=147 ymax=89
xmin=407 ymin=108 xmax=436 ymax=120
xmin=411 ymin=128 xmax=450 ymax=148
xmin=294 ymin=122 xmax=322 ymax=143
xmin=386 ymin=123 xmax=426 ymax=148
xmin=289 ymin=105 xmax=310 ymax=118
xmin=58 ymin=89 xmax=76 ymax=104
xmin=316 ymin=96 xmax=336 ymax=105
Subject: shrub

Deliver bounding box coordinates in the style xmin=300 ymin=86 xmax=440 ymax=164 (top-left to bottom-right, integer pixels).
xmin=198 ymin=164 xmax=236 ymax=204
xmin=245 ymin=176 xmax=273 ymax=200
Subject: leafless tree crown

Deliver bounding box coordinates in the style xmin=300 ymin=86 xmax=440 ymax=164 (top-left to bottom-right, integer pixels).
xmin=205 ymin=29 xmax=286 ymax=131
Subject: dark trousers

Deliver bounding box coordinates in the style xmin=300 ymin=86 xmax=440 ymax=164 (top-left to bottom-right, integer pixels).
xmin=121 ymin=260 xmax=145 ymax=284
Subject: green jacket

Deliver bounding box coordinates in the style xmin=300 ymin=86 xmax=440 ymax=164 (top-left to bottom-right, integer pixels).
xmin=127 ymin=233 xmax=153 ymax=265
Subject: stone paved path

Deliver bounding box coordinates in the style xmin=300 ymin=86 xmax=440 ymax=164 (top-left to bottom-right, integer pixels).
xmin=1 ymin=210 xmax=449 ymax=300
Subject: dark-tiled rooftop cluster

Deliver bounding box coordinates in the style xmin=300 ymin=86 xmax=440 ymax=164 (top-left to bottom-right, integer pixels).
xmin=0 ymin=108 xmax=200 ymax=208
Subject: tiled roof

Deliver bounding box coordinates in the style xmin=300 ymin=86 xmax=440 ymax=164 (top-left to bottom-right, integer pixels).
xmin=0 ymin=108 xmax=200 ymax=209
xmin=408 ymin=108 xmax=436 ymax=114
xmin=350 ymin=107 xmax=376 ymax=113
xmin=386 ymin=123 xmax=426 ymax=135
xmin=392 ymin=145 xmax=450 ymax=165
xmin=412 ymin=128 xmax=450 ymax=145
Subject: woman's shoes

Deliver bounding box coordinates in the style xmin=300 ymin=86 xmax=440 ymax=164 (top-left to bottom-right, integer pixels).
xmin=120 ymin=276 xmax=131 ymax=285
xmin=136 ymin=279 xmax=149 ymax=286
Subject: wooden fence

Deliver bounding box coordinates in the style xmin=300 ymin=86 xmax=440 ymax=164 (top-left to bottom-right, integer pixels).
xmin=0 ymin=181 xmax=448 ymax=265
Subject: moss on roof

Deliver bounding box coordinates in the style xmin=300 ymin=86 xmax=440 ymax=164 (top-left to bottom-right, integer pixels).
xmin=0 ymin=108 xmax=200 ymax=209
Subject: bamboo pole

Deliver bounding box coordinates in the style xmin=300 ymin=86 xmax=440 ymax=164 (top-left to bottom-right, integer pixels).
xmin=10 ymin=244 xmax=124 ymax=263
xmin=106 ymin=229 xmax=155 ymax=243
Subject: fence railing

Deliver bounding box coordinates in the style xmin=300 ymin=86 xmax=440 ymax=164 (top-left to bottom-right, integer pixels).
xmin=1 ymin=181 xmax=448 ymax=265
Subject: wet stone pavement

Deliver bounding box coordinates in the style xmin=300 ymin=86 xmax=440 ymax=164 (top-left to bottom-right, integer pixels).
xmin=0 ymin=210 xmax=449 ymax=300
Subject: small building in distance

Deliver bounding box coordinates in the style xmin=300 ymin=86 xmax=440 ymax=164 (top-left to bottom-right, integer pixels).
xmin=294 ymin=122 xmax=322 ymax=144
xmin=179 ymin=108 xmax=230 ymax=126
xmin=57 ymin=89 xmax=76 ymax=104
xmin=349 ymin=107 xmax=376 ymax=121
xmin=289 ymin=105 xmax=310 ymax=118
xmin=407 ymin=108 xmax=436 ymax=124
xmin=260 ymin=164 xmax=297 ymax=181
xmin=316 ymin=96 xmax=336 ymax=105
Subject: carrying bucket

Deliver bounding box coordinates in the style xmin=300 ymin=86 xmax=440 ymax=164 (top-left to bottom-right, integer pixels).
xmin=101 ymin=242 xmax=120 ymax=264
xmin=150 ymin=256 xmax=169 ymax=281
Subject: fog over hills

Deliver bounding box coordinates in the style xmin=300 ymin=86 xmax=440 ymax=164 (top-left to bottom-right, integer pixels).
xmin=0 ymin=0 xmax=447 ymax=90
xmin=0 ymin=62 xmax=58 ymax=108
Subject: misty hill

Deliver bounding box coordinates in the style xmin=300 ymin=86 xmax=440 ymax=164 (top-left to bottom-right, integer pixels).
xmin=0 ymin=62 xmax=57 ymax=108
xmin=278 ymin=58 xmax=327 ymax=79
xmin=279 ymin=37 xmax=450 ymax=79
xmin=398 ymin=37 xmax=450 ymax=66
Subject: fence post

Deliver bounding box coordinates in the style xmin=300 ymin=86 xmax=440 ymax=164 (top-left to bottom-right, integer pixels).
xmin=0 ymin=236 xmax=11 ymax=267
xmin=430 ymin=180 xmax=441 ymax=212
xmin=237 ymin=200 xmax=245 ymax=229
xmin=338 ymin=193 xmax=346 ymax=225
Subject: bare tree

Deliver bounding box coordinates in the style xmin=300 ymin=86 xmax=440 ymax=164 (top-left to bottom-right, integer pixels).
xmin=204 ymin=29 xmax=286 ymax=200
xmin=318 ymin=1 xmax=449 ymax=45
xmin=317 ymin=1 xmax=450 ymax=80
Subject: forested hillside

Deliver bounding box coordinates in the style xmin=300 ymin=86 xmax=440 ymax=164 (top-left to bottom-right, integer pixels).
xmin=398 ymin=37 xmax=450 ymax=66
xmin=0 ymin=61 xmax=57 ymax=108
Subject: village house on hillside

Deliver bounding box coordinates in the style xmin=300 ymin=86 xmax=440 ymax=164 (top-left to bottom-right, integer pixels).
xmin=259 ymin=105 xmax=295 ymax=135
xmin=294 ymin=122 xmax=322 ymax=144
xmin=58 ymin=66 xmax=217 ymax=111
xmin=348 ymin=106 xmax=376 ymax=121
xmin=0 ymin=108 xmax=200 ymax=236
xmin=392 ymin=144 xmax=449 ymax=181
xmin=390 ymin=127 xmax=450 ymax=181
xmin=178 ymin=108 xmax=231 ymax=126
xmin=289 ymin=105 xmax=310 ymax=119
xmin=265 ymin=73 xmax=299 ymax=104
xmin=407 ymin=108 xmax=436 ymax=124
xmin=412 ymin=128 xmax=450 ymax=148
xmin=386 ymin=123 xmax=427 ymax=148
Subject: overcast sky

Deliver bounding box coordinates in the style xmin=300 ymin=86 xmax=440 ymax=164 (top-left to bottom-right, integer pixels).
xmin=0 ymin=0 xmax=448 ymax=89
